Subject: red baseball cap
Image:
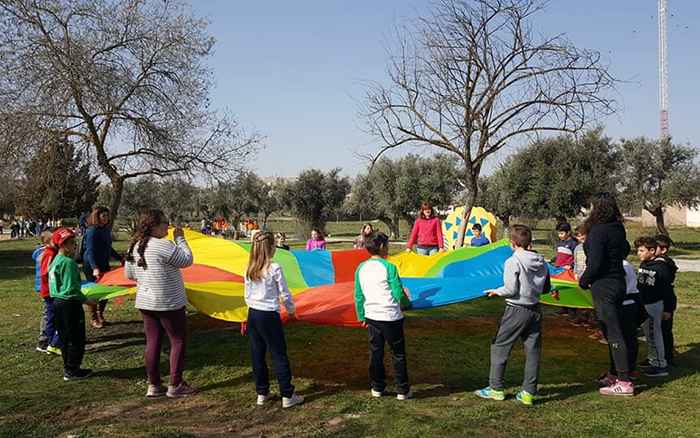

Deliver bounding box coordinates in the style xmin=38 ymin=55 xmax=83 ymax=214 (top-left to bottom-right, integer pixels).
xmin=53 ymin=227 xmax=77 ymax=246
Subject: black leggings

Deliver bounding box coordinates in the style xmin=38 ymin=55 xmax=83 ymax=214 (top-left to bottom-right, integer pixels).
xmin=591 ymin=277 xmax=633 ymax=381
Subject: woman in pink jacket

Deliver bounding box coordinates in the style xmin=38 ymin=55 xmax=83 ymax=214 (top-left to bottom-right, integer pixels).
xmin=406 ymin=202 xmax=444 ymax=255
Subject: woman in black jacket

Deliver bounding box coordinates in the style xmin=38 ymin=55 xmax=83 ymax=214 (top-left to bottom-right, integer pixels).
xmin=578 ymin=193 xmax=635 ymax=396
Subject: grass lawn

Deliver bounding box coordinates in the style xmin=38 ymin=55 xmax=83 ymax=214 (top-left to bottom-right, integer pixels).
xmin=1 ymin=222 xmax=699 ymax=437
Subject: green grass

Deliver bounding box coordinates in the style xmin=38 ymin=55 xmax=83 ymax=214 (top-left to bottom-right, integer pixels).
xmin=1 ymin=222 xmax=700 ymax=437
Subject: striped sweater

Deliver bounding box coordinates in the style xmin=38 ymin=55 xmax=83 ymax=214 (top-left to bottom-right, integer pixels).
xmin=125 ymin=236 xmax=194 ymax=311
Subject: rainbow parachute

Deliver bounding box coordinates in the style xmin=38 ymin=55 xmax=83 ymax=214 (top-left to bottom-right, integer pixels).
xmin=82 ymin=230 xmax=592 ymax=326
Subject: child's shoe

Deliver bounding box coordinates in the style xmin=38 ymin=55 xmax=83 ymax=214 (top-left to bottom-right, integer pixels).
xmin=596 ymin=372 xmax=617 ymax=387
xmin=637 ymin=360 xmax=653 ymax=370
xmin=47 ymin=345 xmax=62 ymax=356
xmin=629 ymin=371 xmax=636 ymax=381
xmin=36 ymin=343 xmax=48 ymax=353
xmin=643 ymin=366 xmax=669 ymax=378
xmin=588 ymin=330 xmax=604 ymax=339
xmin=598 ymin=337 xmax=608 ymax=345
xmin=146 ymin=384 xmax=167 ymax=397
xmin=516 ymin=391 xmax=533 ymax=406
xmin=555 ymin=308 xmax=569 ymax=317
xmin=64 ymin=368 xmax=93 ymax=381
xmin=474 ymin=387 xmax=505 ymax=401
xmin=397 ymin=390 xmax=413 ymax=401
xmin=256 ymin=393 xmax=271 ymax=405
xmin=282 ymin=393 xmax=304 ymax=408
xmin=370 ymin=389 xmax=383 ymax=398
xmin=167 ymin=381 xmax=197 ymax=398
xmin=599 ymin=380 xmax=634 ymax=397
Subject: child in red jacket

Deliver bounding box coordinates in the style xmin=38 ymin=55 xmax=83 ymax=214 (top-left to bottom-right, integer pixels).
xmin=38 ymin=228 xmax=61 ymax=355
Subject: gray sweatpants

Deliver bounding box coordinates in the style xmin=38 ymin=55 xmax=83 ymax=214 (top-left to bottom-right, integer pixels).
xmin=489 ymin=304 xmax=542 ymax=394
xmin=644 ymin=300 xmax=667 ymax=368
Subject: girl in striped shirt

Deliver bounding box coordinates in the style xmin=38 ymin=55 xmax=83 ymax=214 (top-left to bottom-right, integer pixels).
xmin=125 ymin=209 xmax=196 ymax=399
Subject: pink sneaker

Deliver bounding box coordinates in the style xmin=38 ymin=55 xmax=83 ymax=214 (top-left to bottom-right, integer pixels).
xmin=599 ymin=380 xmax=633 ymax=397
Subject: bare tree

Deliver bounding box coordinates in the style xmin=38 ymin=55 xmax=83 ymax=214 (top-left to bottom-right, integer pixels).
xmin=362 ymin=0 xmax=617 ymax=247
xmin=0 ymin=0 xmax=262 ymax=226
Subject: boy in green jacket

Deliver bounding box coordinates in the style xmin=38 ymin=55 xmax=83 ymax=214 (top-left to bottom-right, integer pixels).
xmin=49 ymin=228 xmax=97 ymax=381
xmin=354 ymin=231 xmax=413 ymax=400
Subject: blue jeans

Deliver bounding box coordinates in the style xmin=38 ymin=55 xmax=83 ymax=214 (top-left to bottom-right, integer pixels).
xmin=247 ymin=308 xmax=295 ymax=398
xmin=417 ymin=246 xmax=439 ymax=256
xmin=39 ymin=298 xmax=61 ymax=348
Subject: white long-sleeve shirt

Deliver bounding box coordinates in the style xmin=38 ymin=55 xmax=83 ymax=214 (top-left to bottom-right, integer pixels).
xmin=244 ymin=262 xmax=296 ymax=314
xmin=125 ymin=236 xmax=194 ymax=311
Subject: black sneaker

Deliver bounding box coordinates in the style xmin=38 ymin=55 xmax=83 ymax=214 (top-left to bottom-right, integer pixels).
xmin=643 ymin=367 xmax=669 ymax=378
xmin=36 ymin=344 xmax=48 ymax=353
xmin=64 ymin=368 xmax=93 ymax=381
xmin=637 ymin=360 xmax=653 ymax=370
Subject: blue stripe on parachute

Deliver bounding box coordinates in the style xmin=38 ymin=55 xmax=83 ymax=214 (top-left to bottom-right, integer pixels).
xmin=404 ymin=245 xmax=513 ymax=309
xmin=291 ymin=249 xmax=335 ymax=287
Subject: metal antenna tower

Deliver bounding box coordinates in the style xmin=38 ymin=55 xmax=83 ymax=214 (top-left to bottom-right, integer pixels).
xmin=658 ymin=0 xmax=669 ymax=139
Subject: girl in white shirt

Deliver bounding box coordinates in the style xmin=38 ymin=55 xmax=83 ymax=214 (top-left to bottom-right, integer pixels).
xmin=244 ymin=231 xmax=304 ymax=408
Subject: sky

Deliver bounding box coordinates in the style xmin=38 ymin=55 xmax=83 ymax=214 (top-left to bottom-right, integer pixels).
xmin=193 ymin=0 xmax=700 ymax=178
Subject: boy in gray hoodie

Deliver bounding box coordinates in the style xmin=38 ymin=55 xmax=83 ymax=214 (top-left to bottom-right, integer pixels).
xmin=475 ymin=225 xmax=552 ymax=405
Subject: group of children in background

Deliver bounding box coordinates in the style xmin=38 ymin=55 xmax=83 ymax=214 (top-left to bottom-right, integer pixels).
xmin=553 ymin=223 xmax=602 ymax=338
xmin=553 ymin=221 xmax=677 ymax=380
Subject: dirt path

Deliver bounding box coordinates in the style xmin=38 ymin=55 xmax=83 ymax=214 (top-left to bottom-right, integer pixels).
xmin=676 ymin=259 xmax=700 ymax=272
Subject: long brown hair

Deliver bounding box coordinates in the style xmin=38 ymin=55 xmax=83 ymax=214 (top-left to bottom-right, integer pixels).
xmin=246 ymin=231 xmax=276 ymax=281
xmin=125 ymin=209 xmax=166 ymax=268
xmin=360 ymin=222 xmax=374 ymax=236
xmin=89 ymin=207 xmax=110 ymax=228
xmin=419 ymin=202 xmax=436 ymax=220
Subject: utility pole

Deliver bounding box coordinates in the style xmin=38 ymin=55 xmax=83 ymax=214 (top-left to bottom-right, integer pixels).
xmin=658 ymin=0 xmax=669 ymax=140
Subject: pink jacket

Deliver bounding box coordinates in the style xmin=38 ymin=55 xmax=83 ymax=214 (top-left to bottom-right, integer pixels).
xmin=306 ymin=238 xmax=326 ymax=251
xmin=407 ymin=217 xmax=443 ymax=249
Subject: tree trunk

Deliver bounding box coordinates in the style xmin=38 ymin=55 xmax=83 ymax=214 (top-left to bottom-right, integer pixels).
xmin=378 ymin=215 xmax=399 ymax=239
xmin=402 ymin=213 xmax=415 ymax=235
xmin=108 ymin=177 xmax=125 ymax=232
xmin=500 ymin=214 xmax=511 ymax=233
xmin=652 ymin=207 xmax=669 ymax=236
xmin=455 ymin=177 xmax=478 ymax=248
xmin=262 ymin=211 xmax=272 ymax=230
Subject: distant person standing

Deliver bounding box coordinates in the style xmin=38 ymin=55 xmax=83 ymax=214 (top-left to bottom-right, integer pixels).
xmin=306 ymin=229 xmax=326 ymax=251
xmin=406 ymin=202 xmax=444 ymax=255
xmin=83 ymin=207 xmax=123 ymax=328
xmin=354 ymin=223 xmax=374 ymax=249
xmin=78 ymin=213 xmax=87 ymax=235
xmin=470 ymin=223 xmax=490 ymax=247
xmin=0 ymin=218 xmax=4 ymax=235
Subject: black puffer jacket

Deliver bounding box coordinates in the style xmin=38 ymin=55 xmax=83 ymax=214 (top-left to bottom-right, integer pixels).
xmin=578 ymin=221 xmax=630 ymax=290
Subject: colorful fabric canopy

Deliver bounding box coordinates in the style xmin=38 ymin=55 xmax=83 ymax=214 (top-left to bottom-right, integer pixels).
xmin=81 ymin=230 xmax=593 ymax=327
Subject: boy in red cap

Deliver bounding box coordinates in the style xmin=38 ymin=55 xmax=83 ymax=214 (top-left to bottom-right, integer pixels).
xmin=49 ymin=228 xmax=97 ymax=381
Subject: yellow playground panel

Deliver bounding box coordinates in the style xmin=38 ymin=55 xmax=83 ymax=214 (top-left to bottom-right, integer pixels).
xmin=442 ymin=206 xmax=498 ymax=249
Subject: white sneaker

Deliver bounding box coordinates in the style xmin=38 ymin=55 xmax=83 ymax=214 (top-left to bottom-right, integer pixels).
xmin=146 ymin=384 xmax=167 ymax=397
xmin=257 ymin=393 xmax=271 ymax=405
xmin=371 ymin=389 xmax=383 ymax=398
xmin=397 ymin=390 xmax=413 ymax=401
xmin=282 ymin=393 xmax=304 ymax=408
